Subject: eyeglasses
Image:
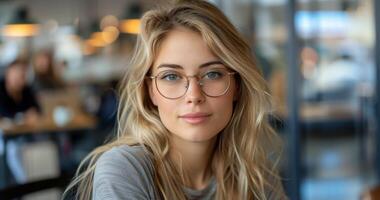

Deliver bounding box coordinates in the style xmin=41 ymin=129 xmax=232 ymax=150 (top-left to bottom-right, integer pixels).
xmin=149 ymin=68 xmax=236 ymax=99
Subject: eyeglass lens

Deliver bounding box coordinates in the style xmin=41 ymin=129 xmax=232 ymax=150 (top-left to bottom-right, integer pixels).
xmin=154 ymin=68 xmax=233 ymax=99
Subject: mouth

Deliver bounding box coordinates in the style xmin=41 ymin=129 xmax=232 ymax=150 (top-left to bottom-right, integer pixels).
xmin=179 ymin=113 xmax=212 ymax=124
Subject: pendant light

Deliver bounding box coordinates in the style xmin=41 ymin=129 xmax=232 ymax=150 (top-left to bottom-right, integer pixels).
xmin=120 ymin=3 xmax=142 ymax=34
xmin=2 ymin=6 xmax=39 ymax=37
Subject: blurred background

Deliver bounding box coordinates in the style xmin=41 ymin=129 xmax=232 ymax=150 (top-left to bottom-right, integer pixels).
xmin=0 ymin=0 xmax=378 ymax=199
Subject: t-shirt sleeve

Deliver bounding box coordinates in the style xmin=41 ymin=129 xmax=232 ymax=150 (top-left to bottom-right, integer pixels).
xmin=92 ymin=146 xmax=156 ymax=200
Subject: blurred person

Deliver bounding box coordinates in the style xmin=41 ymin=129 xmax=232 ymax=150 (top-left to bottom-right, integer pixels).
xmin=0 ymin=59 xmax=41 ymax=184
xmin=32 ymin=50 xmax=74 ymax=173
xmin=0 ymin=59 xmax=40 ymax=123
xmin=64 ymin=1 xmax=286 ymax=200
xmin=32 ymin=49 xmax=65 ymax=91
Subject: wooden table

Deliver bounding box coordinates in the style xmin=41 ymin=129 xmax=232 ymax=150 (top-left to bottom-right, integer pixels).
xmin=0 ymin=112 xmax=97 ymax=189
xmin=0 ymin=113 xmax=97 ymax=136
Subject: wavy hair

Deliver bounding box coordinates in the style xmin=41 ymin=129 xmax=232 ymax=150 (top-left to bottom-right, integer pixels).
xmin=63 ymin=0 xmax=286 ymax=199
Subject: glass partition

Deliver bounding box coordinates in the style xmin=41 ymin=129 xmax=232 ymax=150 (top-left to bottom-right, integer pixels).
xmin=216 ymin=0 xmax=377 ymax=199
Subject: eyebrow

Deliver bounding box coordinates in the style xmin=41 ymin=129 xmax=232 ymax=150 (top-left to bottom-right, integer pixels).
xmin=156 ymin=60 xmax=224 ymax=70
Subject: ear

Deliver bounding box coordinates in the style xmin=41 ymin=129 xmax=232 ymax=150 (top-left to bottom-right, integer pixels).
xmin=148 ymin=80 xmax=158 ymax=106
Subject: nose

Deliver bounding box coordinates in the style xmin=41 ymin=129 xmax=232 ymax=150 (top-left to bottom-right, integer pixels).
xmin=185 ymin=77 xmax=205 ymax=104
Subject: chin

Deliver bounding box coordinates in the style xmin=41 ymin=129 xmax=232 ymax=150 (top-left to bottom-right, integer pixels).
xmin=180 ymin=131 xmax=218 ymax=143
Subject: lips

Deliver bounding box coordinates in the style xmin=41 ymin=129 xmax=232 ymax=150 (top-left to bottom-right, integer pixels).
xmin=179 ymin=112 xmax=211 ymax=124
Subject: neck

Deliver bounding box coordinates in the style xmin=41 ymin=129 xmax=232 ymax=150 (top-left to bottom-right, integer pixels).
xmin=169 ymin=135 xmax=217 ymax=190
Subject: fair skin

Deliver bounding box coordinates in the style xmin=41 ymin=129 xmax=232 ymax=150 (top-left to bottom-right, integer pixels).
xmin=149 ymin=27 xmax=237 ymax=190
xmin=5 ymin=64 xmax=27 ymax=101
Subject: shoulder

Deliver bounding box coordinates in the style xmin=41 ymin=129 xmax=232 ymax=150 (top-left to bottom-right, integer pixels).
xmin=93 ymin=145 xmax=158 ymax=200
xmin=97 ymin=144 xmax=153 ymax=166
xmin=95 ymin=145 xmax=154 ymax=177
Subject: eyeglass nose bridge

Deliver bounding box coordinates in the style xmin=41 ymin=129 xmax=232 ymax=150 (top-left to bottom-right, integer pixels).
xmin=184 ymin=75 xmax=204 ymax=89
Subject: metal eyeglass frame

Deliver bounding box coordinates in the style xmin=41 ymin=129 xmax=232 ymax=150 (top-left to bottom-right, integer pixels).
xmin=148 ymin=69 xmax=236 ymax=99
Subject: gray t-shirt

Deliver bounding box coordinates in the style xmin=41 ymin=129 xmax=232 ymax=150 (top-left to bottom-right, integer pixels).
xmin=92 ymin=145 xmax=216 ymax=200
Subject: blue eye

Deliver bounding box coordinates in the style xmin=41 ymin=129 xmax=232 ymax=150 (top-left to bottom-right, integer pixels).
xmin=204 ymin=71 xmax=223 ymax=80
xmin=160 ymin=73 xmax=181 ymax=81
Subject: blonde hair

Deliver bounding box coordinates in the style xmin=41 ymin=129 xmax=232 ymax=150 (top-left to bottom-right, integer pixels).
xmin=63 ymin=0 xmax=287 ymax=199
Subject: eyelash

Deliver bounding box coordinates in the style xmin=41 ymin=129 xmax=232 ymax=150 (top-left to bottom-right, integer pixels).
xmin=161 ymin=73 xmax=181 ymax=80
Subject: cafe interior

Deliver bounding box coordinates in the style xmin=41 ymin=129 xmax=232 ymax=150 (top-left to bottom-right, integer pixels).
xmin=0 ymin=0 xmax=379 ymax=199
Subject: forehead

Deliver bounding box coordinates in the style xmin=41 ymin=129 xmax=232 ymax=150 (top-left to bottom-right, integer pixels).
xmin=7 ymin=64 xmax=25 ymax=73
xmin=152 ymin=27 xmax=218 ymax=72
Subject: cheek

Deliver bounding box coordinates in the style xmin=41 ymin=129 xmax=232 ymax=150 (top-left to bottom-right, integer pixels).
xmin=156 ymin=102 xmax=179 ymax=135
xmin=153 ymin=90 xmax=177 ymax=122
xmin=213 ymin=97 xmax=234 ymax=122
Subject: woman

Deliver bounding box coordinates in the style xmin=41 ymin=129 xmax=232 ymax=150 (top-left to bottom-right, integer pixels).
xmin=64 ymin=0 xmax=286 ymax=199
xmin=0 ymin=59 xmax=40 ymax=123
xmin=0 ymin=59 xmax=41 ymax=184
